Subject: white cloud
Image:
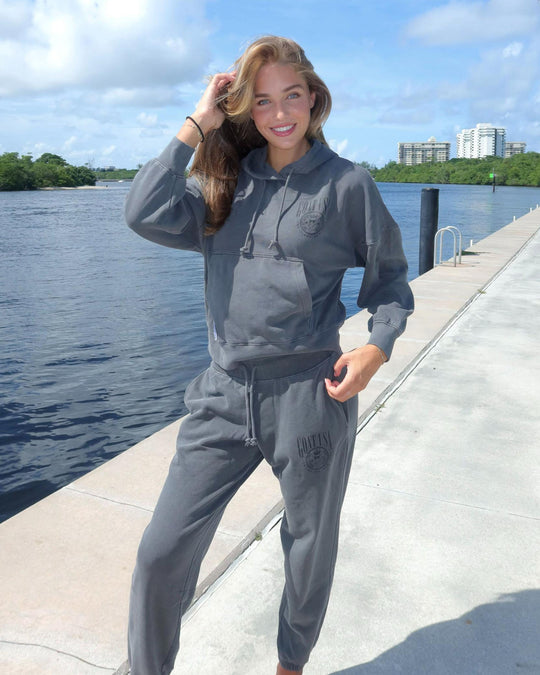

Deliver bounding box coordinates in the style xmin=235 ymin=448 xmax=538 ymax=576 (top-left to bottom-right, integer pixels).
xmin=62 ymin=135 xmax=78 ymax=150
xmin=137 ymin=113 xmax=161 ymax=128
xmin=328 ymin=138 xmax=359 ymax=162
xmin=378 ymin=108 xmax=435 ymax=126
xmin=0 ymin=0 xmax=212 ymax=97
xmin=33 ymin=142 xmax=48 ymax=155
xmin=0 ymin=0 xmax=32 ymax=39
xmin=329 ymin=138 xmax=349 ymax=156
xmin=503 ymin=42 xmax=523 ymax=58
xmin=139 ymin=127 xmax=170 ymax=139
xmin=99 ymin=87 xmax=180 ymax=107
xmin=405 ymin=0 xmax=539 ymax=46
xmin=450 ymin=37 xmax=540 ymax=145
xmin=136 ymin=111 xmax=170 ymax=139
xmin=469 ymin=42 xmax=539 ymax=103
xmin=400 ymin=1 xmax=540 ymax=144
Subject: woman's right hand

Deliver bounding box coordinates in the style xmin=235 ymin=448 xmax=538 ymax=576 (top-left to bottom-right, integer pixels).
xmin=193 ymin=72 xmax=236 ymax=133
xmin=177 ymin=72 xmax=236 ymax=146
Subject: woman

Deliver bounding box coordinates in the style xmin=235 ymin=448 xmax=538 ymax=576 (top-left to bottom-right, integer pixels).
xmin=124 ymin=35 xmax=413 ymax=675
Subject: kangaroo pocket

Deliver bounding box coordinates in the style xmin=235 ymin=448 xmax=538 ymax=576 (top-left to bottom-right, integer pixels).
xmin=206 ymin=252 xmax=313 ymax=346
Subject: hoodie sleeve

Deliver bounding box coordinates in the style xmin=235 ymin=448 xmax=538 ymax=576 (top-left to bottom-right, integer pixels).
xmin=124 ymin=137 xmax=206 ymax=252
xmin=351 ymin=169 xmax=414 ymax=360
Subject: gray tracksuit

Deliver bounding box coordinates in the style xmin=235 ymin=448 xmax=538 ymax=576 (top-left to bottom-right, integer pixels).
xmin=125 ymin=137 xmax=413 ymax=673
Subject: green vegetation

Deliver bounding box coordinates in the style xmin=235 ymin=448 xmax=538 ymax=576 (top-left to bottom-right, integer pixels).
xmin=4 ymin=149 xmax=539 ymax=190
xmin=0 ymin=152 xmax=96 ymax=191
xmin=372 ymin=152 xmax=540 ymax=187
xmin=93 ymin=168 xmax=139 ymax=180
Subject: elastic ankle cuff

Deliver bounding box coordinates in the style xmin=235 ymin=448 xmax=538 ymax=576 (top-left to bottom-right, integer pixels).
xmin=279 ymin=661 xmax=303 ymax=672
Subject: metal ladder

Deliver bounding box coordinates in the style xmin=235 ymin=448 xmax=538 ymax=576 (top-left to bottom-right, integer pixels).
xmin=434 ymin=226 xmax=462 ymax=267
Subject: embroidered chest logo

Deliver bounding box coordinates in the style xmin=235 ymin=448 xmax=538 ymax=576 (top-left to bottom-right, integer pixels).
xmin=296 ymin=197 xmax=328 ymax=238
xmin=297 ymin=430 xmax=333 ymax=472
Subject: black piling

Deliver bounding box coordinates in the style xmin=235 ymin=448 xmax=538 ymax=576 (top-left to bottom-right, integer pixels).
xmin=419 ymin=188 xmax=439 ymax=275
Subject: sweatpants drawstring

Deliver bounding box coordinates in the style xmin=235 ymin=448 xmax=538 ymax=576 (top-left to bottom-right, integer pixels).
xmin=241 ymin=365 xmax=258 ymax=446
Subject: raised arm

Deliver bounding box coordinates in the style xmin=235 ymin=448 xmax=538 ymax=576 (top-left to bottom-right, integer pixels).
xmin=125 ymin=72 xmax=236 ymax=252
xmin=176 ymin=72 xmax=236 ymax=148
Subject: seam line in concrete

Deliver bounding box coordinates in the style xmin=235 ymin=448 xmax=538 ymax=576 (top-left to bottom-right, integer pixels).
xmin=184 ymin=510 xmax=284 ymax=625
xmin=64 ymin=486 xmax=154 ymax=514
xmin=357 ymin=483 xmax=540 ymax=521
xmin=0 ymin=639 xmax=114 ymax=672
xmin=191 ymin=500 xmax=284 ymax=604
xmin=217 ymin=527 xmax=247 ymax=539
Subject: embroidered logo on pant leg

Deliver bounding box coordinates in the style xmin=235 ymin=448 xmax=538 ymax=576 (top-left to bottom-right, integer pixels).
xmin=297 ymin=431 xmax=333 ymax=472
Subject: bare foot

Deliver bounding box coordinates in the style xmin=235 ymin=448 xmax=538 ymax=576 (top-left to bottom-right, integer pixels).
xmin=276 ymin=664 xmax=303 ymax=675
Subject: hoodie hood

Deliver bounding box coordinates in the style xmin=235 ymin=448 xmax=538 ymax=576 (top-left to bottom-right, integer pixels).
xmin=241 ymin=139 xmax=337 ymax=180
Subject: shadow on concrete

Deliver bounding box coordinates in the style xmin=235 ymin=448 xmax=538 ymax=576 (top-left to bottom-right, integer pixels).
xmin=329 ymin=589 xmax=540 ymax=675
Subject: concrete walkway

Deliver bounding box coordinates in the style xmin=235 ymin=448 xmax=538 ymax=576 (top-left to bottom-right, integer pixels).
xmin=0 ymin=209 xmax=538 ymax=674
xmin=174 ymin=220 xmax=540 ymax=674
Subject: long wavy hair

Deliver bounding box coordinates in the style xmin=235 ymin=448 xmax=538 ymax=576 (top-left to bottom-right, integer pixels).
xmin=189 ymin=35 xmax=332 ymax=234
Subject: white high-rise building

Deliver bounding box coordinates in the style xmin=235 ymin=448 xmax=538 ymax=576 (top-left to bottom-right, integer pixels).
xmin=505 ymin=142 xmax=526 ymax=158
xmin=456 ymin=128 xmax=473 ymax=158
xmin=457 ymin=123 xmax=506 ymax=158
xmin=397 ymin=137 xmax=450 ymax=165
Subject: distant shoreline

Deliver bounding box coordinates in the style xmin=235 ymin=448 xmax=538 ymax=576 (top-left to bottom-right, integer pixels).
xmin=39 ymin=185 xmax=108 ymax=190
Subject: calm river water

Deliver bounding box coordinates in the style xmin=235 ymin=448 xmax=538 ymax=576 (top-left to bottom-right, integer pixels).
xmin=1 ymin=180 xmax=539 ymax=521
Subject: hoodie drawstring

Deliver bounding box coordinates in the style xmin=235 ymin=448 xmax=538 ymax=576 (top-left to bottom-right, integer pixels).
xmin=240 ymin=189 xmax=265 ymax=256
xmin=268 ymin=171 xmax=293 ymax=256
xmin=241 ymin=365 xmax=258 ymax=447
xmin=240 ymin=171 xmax=294 ymax=257
xmin=239 ymin=218 xmax=257 ymax=256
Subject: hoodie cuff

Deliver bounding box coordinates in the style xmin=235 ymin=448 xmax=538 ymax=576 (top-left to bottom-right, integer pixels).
xmin=367 ymin=321 xmax=400 ymax=361
xmin=157 ymin=136 xmax=196 ymax=176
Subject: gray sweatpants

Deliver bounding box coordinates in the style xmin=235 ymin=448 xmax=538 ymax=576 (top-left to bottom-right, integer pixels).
xmin=128 ymin=351 xmax=358 ymax=673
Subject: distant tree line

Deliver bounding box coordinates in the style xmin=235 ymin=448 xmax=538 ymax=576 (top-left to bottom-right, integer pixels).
xmin=4 ymin=149 xmax=539 ymax=191
xmin=93 ymin=167 xmax=139 ymax=180
xmin=371 ymin=152 xmax=540 ymax=187
xmin=0 ymin=152 xmax=96 ymax=191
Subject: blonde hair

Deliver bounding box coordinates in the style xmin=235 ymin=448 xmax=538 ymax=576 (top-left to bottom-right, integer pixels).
xmin=190 ymin=36 xmax=332 ymax=234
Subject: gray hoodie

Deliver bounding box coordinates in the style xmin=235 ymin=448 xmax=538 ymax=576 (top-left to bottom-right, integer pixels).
xmin=125 ymin=137 xmax=414 ymax=370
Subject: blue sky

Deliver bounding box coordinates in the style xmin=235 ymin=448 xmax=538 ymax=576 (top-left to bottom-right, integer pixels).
xmin=1 ymin=0 xmax=539 ymax=168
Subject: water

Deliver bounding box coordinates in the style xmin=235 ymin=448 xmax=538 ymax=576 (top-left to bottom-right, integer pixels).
xmin=1 ymin=181 xmax=539 ymax=521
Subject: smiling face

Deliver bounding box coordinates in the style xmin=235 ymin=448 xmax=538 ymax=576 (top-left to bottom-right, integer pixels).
xmin=251 ymin=62 xmax=316 ymax=172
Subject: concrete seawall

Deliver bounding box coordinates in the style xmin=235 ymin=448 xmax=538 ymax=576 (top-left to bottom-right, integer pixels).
xmin=1 ymin=208 xmax=539 ymax=674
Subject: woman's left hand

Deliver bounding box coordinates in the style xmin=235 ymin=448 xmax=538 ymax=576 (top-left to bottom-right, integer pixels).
xmin=325 ymin=345 xmax=386 ymax=402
